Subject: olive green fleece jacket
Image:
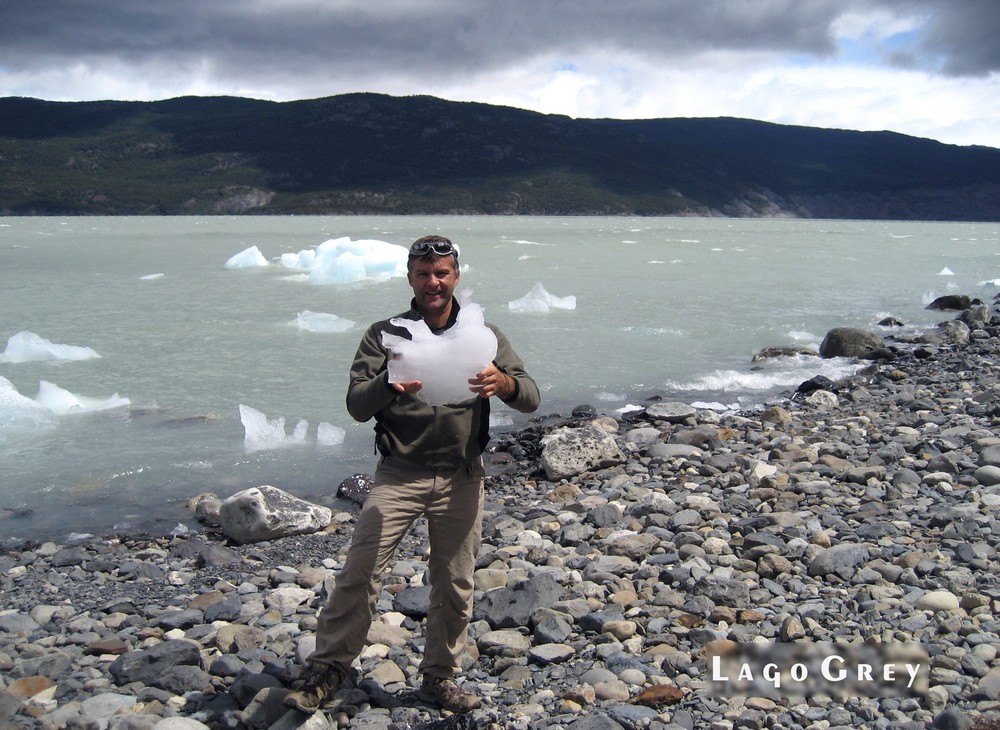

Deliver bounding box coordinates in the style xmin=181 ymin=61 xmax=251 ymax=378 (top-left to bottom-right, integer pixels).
xmin=346 ymin=298 xmax=541 ymax=469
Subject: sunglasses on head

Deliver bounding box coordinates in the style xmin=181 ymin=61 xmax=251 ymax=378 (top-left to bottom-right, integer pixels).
xmin=409 ymin=240 xmax=459 ymax=258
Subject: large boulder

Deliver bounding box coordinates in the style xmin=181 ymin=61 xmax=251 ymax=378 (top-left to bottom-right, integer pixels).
xmin=919 ymin=320 xmax=971 ymax=346
xmin=220 ymin=485 xmax=331 ymax=544
xmin=540 ymin=426 xmax=626 ymax=480
xmin=926 ymin=294 xmax=972 ymax=311
xmin=818 ymin=327 xmax=884 ymax=359
xmin=959 ymin=304 xmax=992 ymax=329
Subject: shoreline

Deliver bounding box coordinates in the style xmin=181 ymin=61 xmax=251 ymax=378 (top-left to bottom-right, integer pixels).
xmin=3 ymin=312 xmax=1000 ymax=728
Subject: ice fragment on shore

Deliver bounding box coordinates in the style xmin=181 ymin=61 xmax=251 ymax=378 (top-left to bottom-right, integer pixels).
xmin=0 ymin=331 xmax=100 ymax=363
xmin=382 ymin=290 xmax=498 ymax=407
xmin=508 ymin=282 xmax=576 ymax=313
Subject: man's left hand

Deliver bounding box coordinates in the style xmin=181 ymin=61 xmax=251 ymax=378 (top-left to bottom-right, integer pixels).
xmin=469 ymin=364 xmax=514 ymax=400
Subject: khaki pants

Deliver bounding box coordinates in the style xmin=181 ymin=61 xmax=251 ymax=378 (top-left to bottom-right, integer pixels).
xmin=310 ymin=456 xmax=485 ymax=678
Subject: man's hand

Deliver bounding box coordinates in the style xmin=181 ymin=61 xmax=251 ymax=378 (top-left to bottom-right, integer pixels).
xmin=392 ymin=380 xmax=423 ymax=394
xmin=469 ymin=364 xmax=514 ymax=400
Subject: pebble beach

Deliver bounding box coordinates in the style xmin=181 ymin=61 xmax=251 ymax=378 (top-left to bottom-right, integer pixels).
xmin=3 ymin=300 xmax=1000 ymax=730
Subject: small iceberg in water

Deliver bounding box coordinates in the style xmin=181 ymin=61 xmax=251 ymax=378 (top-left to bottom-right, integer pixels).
xmin=293 ymin=311 xmax=356 ymax=333
xmin=35 ymin=381 xmax=130 ymax=415
xmin=937 ymin=267 xmax=955 ymax=276
xmin=0 ymin=331 xmax=101 ymax=363
xmin=239 ymin=404 xmax=345 ymax=452
xmin=508 ymin=282 xmax=577 ymax=314
xmin=224 ymin=245 xmax=269 ymax=269
xmin=279 ymin=237 xmax=409 ymax=284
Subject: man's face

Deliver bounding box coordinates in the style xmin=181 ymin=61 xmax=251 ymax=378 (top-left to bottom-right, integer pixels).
xmin=407 ymin=255 xmax=459 ymax=319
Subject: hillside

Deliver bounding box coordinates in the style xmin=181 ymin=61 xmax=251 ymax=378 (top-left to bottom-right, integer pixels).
xmin=1 ymin=93 xmax=998 ymax=219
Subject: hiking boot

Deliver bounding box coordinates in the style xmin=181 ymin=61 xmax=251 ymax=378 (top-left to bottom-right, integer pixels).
xmin=419 ymin=675 xmax=482 ymax=713
xmin=284 ymin=663 xmax=348 ymax=714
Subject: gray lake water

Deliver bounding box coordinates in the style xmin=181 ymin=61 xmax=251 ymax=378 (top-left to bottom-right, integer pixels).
xmin=1 ymin=215 xmax=997 ymax=541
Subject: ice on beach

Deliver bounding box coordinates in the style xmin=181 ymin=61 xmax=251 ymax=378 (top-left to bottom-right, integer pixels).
xmin=938 ymin=267 xmax=955 ymax=276
xmin=0 ymin=376 xmax=59 ymax=437
xmin=224 ymin=245 xmax=269 ymax=269
xmin=280 ymin=236 xmax=409 ymax=284
xmin=616 ymin=404 xmax=644 ymax=415
xmin=0 ymin=331 xmax=101 ymax=363
xmin=382 ymin=290 xmax=498 ymax=407
xmin=508 ymin=282 xmax=577 ymax=314
xmin=293 ymin=310 xmax=356 ymax=333
xmin=239 ymin=404 xmax=309 ymax=452
xmin=35 ymin=381 xmax=130 ymax=415
xmin=317 ymin=422 xmax=346 ymax=446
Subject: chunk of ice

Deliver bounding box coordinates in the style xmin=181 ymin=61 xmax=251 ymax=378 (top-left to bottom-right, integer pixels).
xmin=382 ymin=290 xmax=498 ymax=407
xmin=224 ymin=245 xmax=269 ymax=269
xmin=508 ymin=282 xmax=576 ymax=313
xmin=0 ymin=376 xmax=59 ymax=436
xmin=35 ymin=381 xmax=130 ymax=415
xmin=279 ymin=236 xmax=409 ymax=284
xmin=294 ymin=310 xmax=356 ymax=333
xmin=239 ymin=404 xmax=310 ymax=452
xmin=0 ymin=331 xmax=101 ymax=363
xmin=317 ymin=422 xmax=346 ymax=446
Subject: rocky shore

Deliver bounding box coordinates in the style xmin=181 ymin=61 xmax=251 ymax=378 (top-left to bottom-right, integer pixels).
xmin=3 ymin=298 xmax=1000 ymax=730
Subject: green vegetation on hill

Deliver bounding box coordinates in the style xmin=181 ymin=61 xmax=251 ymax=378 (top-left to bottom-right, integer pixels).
xmin=1 ymin=93 xmax=998 ymax=219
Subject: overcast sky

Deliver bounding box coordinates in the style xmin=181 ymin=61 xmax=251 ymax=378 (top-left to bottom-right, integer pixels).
xmin=2 ymin=1 xmax=999 ymax=148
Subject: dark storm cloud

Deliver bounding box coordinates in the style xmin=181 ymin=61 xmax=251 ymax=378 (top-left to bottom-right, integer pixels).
xmin=0 ymin=0 xmax=997 ymax=91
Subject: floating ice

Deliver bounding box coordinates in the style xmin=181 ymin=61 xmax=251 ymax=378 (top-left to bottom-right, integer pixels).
xmin=239 ymin=404 xmax=309 ymax=452
xmin=0 ymin=331 xmax=101 ymax=363
xmin=140 ymin=273 xmax=165 ymax=280
xmin=980 ymin=279 xmax=1000 ymax=288
xmin=0 ymin=376 xmax=59 ymax=436
xmin=35 ymin=381 xmax=130 ymax=415
xmin=293 ymin=310 xmax=356 ymax=333
xmin=508 ymin=282 xmax=577 ymax=313
xmin=382 ymin=290 xmax=498 ymax=407
xmin=616 ymin=404 xmax=644 ymax=414
xmin=224 ymin=245 xmax=269 ymax=269
xmin=279 ymin=236 xmax=409 ymax=284
xmin=317 ymin=422 xmax=346 ymax=446
xmin=938 ymin=267 xmax=955 ymax=276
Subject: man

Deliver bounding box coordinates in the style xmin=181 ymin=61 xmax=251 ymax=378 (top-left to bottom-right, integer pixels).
xmin=286 ymin=235 xmax=540 ymax=714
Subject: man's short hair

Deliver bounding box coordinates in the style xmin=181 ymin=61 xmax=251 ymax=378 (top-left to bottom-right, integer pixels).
xmin=407 ymin=235 xmax=459 ymax=271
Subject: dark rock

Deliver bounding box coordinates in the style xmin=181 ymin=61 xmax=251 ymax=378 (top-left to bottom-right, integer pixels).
xmin=926 ymin=294 xmax=972 ymax=311
xmin=818 ymin=327 xmax=885 ymax=358
xmin=337 ymin=473 xmax=374 ymax=504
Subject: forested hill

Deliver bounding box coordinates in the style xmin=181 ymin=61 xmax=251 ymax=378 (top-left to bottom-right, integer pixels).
xmin=1 ymin=93 xmax=999 ymax=220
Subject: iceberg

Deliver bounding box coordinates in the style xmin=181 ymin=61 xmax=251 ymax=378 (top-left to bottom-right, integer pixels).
xmin=508 ymin=282 xmax=577 ymax=313
xmin=224 ymin=245 xmax=269 ymax=269
xmin=35 ymin=381 xmax=130 ymax=415
xmin=280 ymin=236 xmax=409 ymax=284
xmin=0 ymin=331 xmax=101 ymax=363
xmin=0 ymin=376 xmax=59 ymax=436
xmin=938 ymin=267 xmax=955 ymax=276
xmin=293 ymin=310 xmax=356 ymax=333
xmin=382 ymin=290 xmax=498 ymax=407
